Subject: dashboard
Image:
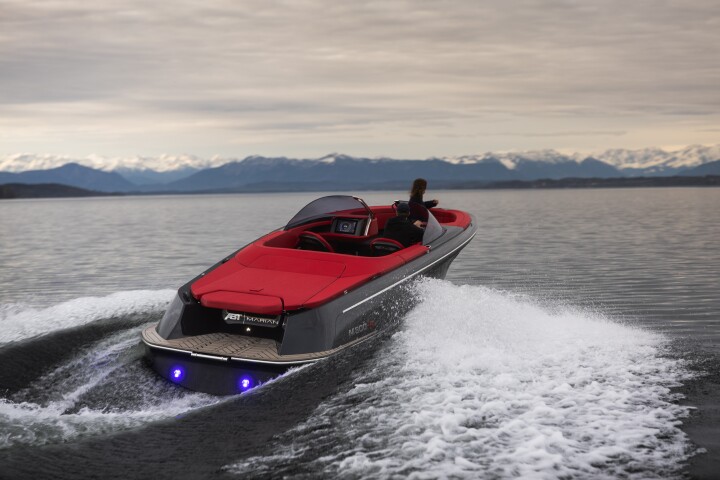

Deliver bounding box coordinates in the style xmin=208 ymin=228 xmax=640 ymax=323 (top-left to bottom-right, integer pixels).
xmin=331 ymin=217 xmax=368 ymax=236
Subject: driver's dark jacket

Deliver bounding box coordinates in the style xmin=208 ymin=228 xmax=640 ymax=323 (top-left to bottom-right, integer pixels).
xmin=409 ymin=194 xmax=437 ymax=210
xmin=383 ymin=216 xmax=424 ymax=247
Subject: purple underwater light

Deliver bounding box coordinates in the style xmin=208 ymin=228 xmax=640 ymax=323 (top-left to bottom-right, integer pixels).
xmin=239 ymin=376 xmax=254 ymax=391
xmin=170 ymin=367 xmax=185 ymax=382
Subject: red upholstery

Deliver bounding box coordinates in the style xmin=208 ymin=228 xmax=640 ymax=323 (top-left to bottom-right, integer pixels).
xmin=374 ymin=207 xmax=470 ymax=230
xmin=188 ymin=203 xmax=471 ymax=314
xmin=431 ymin=209 xmax=471 ymax=228
xmin=321 ymin=232 xmax=368 ymax=243
xmin=370 ymin=237 xmax=404 ymax=256
xmin=249 ymin=254 xmax=345 ymax=276
xmin=373 ymin=207 xmax=396 ymax=230
xmin=200 ymin=291 xmax=283 ymax=315
xmin=371 ymin=238 xmax=404 ymax=249
xmin=191 ymin=249 xmax=347 ymax=313
xmin=366 ymin=217 xmax=379 ymax=236
xmin=191 ymin=239 xmax=429 ymax=313
xmin=263 ymin=220 xmax=331 ymax=248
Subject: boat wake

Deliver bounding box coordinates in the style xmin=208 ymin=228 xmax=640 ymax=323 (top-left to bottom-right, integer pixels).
xmin=225 ymin=279 xmax=696 ymax=479
xmin=0 ymin=290 xmax=176 ymax=345
xmin=0 ymin=290 xmax=223 ymax=448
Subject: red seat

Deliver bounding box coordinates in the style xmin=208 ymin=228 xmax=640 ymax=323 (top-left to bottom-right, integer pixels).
xmin=370 ymin=237 xmax=405 ymax=256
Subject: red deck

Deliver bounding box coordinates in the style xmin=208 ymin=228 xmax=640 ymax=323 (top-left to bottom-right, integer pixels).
xmin=190 ymin=207 xmax=471 ymax=314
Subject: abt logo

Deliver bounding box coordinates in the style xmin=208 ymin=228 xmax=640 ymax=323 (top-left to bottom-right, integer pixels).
xmin=222 ymin=310 xmax=280 ymax=327
xmin=224 ymin=312 xmax=244 ymax=322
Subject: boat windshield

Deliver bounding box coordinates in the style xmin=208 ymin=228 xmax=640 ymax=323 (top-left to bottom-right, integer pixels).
xmin=407 ymin=202 xmax=444 ymax=245
xmin=285 ymin=195 xmax=372 ymax=230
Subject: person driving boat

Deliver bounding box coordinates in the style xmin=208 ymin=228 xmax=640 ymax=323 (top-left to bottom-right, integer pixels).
xmin=383 ymin=202 xmax=424 ymax=247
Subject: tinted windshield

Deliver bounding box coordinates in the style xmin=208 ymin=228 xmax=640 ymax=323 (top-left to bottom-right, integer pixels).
xmin=407 ymin=202 xmax=444 ymax=244
xmin=285 ymin=195 xmax=371 ymax=229
xmin=422 ymin=208 xmax=444 ymax=245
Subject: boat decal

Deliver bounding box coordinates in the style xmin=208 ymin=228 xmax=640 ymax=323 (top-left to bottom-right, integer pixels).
xmin=348 ymin=321 xmax=368 ymax=338
xmin=223 ymin=310 xmax=281 ymax=328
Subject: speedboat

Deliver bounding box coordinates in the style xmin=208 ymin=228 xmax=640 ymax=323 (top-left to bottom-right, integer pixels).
xmin=142 ymin=195 xmax=476 ymax=394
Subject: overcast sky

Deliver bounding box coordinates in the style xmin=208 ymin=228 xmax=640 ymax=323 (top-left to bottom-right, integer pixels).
xmin=1 ymin=0 xmax=718 ymax=159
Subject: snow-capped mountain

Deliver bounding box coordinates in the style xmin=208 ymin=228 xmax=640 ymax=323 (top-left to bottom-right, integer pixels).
xmin=0 ymin=144 xmax=717 ymax=192
xmin=444 ymin=150 xmax=575 ymax=169
xmin=2 ymin=144 xmax=717 ymax=176
xmin=445 ymin=144 xmax=720 ymax=175
xmin=442 ymin=150 xmax=623 ymax=178
xmin=590 ymin=144 xmax=720 ymax=175
xmin=160 ymin=155 xmax=515 ymax=192
xmin=0 ymin=153 xmax=230 ymax=173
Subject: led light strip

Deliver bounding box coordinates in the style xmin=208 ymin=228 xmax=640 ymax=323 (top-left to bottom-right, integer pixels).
xmin=142 ymin=330 xmax=380 ymax=365
xmin=191 ymin=352 xmax=228 ymax=361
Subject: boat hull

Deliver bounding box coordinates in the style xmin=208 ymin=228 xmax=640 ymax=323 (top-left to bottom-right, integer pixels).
xmin=142 ymin=219 xmax=476 ymax=395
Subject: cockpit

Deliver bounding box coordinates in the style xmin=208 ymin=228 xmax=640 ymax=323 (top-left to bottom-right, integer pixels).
xmin=264 ymin=195 xmax=445 ymax=256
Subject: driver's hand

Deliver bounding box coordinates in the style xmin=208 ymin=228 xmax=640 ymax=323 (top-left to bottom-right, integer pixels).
xmin=433 ymin=199 xmax=439 ymax=206
xmin=413 ymin=220 xmax=423 ymax=227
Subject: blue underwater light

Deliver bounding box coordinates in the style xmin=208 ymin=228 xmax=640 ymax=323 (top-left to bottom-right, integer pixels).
xmin=239 ymin=376 xmax=254 ymax=391
xmin=170 ymin=367 xmax=185 ymax=382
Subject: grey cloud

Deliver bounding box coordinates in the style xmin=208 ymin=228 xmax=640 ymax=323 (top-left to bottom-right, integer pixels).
xmin=0 ymin=0 xmax=718 ymax=157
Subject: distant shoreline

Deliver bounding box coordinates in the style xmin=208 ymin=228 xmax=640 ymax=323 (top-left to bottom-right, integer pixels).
xmin=0 ymin=183 xmax=120 ymax=199
xmin=1 ymin=176 xmax=719 ymax=200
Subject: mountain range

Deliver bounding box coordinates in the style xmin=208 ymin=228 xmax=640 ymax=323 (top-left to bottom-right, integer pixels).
xmin=0 ymin=145 xmax=718 ymax=193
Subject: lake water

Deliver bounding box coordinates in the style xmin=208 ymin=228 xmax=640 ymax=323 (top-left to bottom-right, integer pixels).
xmin=0 ymin=188 xmax=718 ymax=479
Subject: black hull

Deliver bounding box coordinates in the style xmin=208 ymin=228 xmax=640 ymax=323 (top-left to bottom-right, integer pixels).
xmin=144 ymin=345 xmax=288 ymax=395
xmin=143 ymin=222 xmax=476 ymax=395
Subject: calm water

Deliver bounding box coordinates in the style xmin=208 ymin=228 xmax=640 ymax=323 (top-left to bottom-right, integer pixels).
xmin=0 ymin=188 xmax=718 ymax=479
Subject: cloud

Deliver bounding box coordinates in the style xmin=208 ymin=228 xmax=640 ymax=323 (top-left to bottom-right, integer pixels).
xmin=0 ymin=0 xmax=718 ymax=158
